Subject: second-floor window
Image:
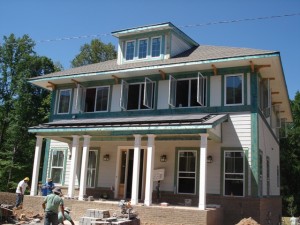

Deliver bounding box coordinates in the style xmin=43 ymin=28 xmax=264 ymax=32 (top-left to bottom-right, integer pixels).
xmin=169 ymin=72 xmax=206 ymax=108
xmin=57 ymin=89 xmax=71 ymax=114
xmin=125 ymin=40 xmax=135 ymax=61
xmin=120 ymin=78 xmax=155 ymax=110
xmin=84 ymin=86 xmax=109 ymax=112
xmin=225 ymin=74 xmax=244 ymax=105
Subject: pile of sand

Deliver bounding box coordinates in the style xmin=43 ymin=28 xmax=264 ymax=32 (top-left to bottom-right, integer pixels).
xmin=236 ymin=217 xmax=260 ymax=225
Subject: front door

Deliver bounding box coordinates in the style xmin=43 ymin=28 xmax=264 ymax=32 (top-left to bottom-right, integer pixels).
xmin=117 ymin=149 xmax=145 ymax=199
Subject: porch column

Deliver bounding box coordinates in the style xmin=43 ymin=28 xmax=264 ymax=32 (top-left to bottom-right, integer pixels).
xmin=144 ymin=134 xmax=156 ymax=206
xmin=30 ymin=136 xmax=43 ymax=196
xmin=68 ymin=135 xmax=80 ymax=198
xmin=198 ymin=133 xmax=209 ymax=210
xmin=79 ymin=135 xmax=91 ymax=200
xmin=131 ymin=134 xmax=141 ymax=205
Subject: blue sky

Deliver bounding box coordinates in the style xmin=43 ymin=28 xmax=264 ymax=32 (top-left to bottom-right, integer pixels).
xmin=1 ymin=0 xmax=299 ymax=99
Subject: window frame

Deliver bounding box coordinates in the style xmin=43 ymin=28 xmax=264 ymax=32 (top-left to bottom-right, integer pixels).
xmin=177 ymin=150 xmax=197 ymax=195
xmin=138 ymin=38 xmax=148 ymax=59
xmin=223 ymin=150 xmax=245 ymax=197
xmin=125 ymin=40 xmax=136 ymax=61
xmin=151 ymin=36 xmax=162 ymax=58
xmin=57 ymin=89 xmax=71 ymax=114
xmin=49 ymin=148 xmax=67 ymax=185
xmin=84 ymin=86 xmax=110 ymax=113
xmin=224 ymin=74 xmax=244 ymax=106
xmin=168 ymin=74 xmax=207 ymax=108
xmin=86 ymin=149 xmax=98 ymax=188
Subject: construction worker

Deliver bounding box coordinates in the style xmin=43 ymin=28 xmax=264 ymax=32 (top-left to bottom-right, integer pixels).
xmin=42 ymin=187 xmax=64 ymax=225
xmin=15 ymin=177 xmax=30 ymax=209
xmin=58 ymin=207 xmax=75 ymax=225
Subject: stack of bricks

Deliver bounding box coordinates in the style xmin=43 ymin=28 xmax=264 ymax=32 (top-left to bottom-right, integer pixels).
xmin=79 ymin=209 xmax=110 ymax=225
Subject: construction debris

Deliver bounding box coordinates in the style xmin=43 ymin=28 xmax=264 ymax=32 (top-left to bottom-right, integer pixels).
xmin=236 ymin=217 xmax=260 ymax=225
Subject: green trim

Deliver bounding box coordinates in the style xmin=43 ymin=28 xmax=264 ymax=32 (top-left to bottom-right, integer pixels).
xmin=42 ymin=139 xmax=51 ymax=183
xmin=220 ymin=147 xmax=249 ymax=197
xmin=207 ymin=75 xmax=211 ymax=107
xmin=174 ymin=147 xmax=200 ymax=195
xmin=244 ymin=73 xmax=248 ymax=106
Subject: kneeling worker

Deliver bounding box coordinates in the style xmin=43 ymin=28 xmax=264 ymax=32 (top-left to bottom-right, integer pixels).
xmin=58 ymin=207 xmax=75 ymax=225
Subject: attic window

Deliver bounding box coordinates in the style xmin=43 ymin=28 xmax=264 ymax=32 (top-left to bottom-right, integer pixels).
xmin=151 ymin=37 xmax=161 ymax=57
xmin=125 ymin=40 xmax=135 ymax=60
xmin=138 ymin=39 xmax=148 ymax=59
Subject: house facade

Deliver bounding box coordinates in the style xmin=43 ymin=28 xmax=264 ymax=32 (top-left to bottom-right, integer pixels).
xmin=28 ymin=22 xmax=292 ymax=224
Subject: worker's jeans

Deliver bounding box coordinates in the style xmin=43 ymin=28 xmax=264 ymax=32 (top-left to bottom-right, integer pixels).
xmin=15 ymin=193 xmax=23 ymax=207
xmin=44 ymin=211 xmax=58 ymax=225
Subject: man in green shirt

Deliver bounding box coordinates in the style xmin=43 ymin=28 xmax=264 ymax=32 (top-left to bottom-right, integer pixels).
xmin=42 ymin=187 xmax=64 ymax=225
xmin=58 ymin=207 xmax=75 ymax=225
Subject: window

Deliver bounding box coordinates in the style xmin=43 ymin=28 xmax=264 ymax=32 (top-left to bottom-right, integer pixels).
xmin=225 ymin=74 xmax=243 ymax=105
xmin=151 ymin=37 xmax=161 ymax=57
xmin=86 ymin=150 xmax=98 ymax=188
xmin=138 ymin=39 xmax=148 ymax=59
xmin=50 ymin=149 xmax=65 ymax=184
xmin=84 ymin=86 xmax=109 ymax=112
xmin=169 ymin=73 xmax=206 ymax=107
xmin=57 ymin=89 xmax=71 ymax=114
xmin=120 ymin=78 xmax=155 ymax=110
xmin=260 ymin=78 xmax=271 ymax=117
xmin=224 ymin=151 xmax=244 ymax=196
xmin=177 ymin=151 xmax=197 ymax=194
xmin=125 ymin=41 xmax=135 ymax=60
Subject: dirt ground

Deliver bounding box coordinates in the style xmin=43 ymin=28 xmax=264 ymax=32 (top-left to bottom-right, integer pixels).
xmin=236 ymin=217 xmax=260 ymax=225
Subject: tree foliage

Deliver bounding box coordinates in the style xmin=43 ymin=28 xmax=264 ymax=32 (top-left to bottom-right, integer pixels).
xmin=0 ymin=34 xmax=59 ymax=191
xmin=281 ymin=91 xmax=300 ymax=216
xmin=71 ymin=39 xmax=116 ymax=67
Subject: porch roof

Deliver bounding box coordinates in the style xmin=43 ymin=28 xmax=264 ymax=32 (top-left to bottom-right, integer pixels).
xmin=28 ymin=113 xmax=228 ymax=135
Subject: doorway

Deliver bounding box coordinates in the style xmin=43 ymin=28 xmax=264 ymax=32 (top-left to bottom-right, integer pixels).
xmin=117 ymin=148 xmax=146 ymax=199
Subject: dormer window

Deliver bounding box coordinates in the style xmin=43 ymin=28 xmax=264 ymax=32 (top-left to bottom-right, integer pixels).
xmin=151 ymin=37 xmax=161 ymax=57
xmin=138 ymin=39 xmax=148 ymax=59
xmin=125 ymin=40 xmax=135 ymax=61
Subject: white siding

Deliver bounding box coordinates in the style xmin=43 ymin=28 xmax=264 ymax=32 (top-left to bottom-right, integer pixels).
xmin=157 ymin=80 xmax=169 ymax=109
xmin=210 ymin=75 xmax=221 ymax=107
xmin=258 ymin=115 xmax=280 ymax=196
xmin=110 ymin=84 xmax=122 ymax=112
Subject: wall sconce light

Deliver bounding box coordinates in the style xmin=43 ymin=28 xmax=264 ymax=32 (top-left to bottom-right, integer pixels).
xmin=207 ymin=155 xmax=213 ymax=163
xmin=103 ymin=154 xmax=110 ymax=161
xmin=160 ymin=155 xmax=167 ymax=162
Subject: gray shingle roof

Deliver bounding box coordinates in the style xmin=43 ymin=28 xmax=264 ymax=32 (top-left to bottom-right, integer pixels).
xmin=30 ymin=45 xmax=277 ymax=80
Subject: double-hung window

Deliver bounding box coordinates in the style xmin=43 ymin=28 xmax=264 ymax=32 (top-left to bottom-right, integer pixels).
xmin=125 ymin=40 xmax=135 ymax=61
xmin=151 ymin=37 xmax=161 ymax=57
xmin=177 ymin=151 xmax=197 ymax=194
xmin=138 ymin=39 xmax=148 ymax=59
xmin=225 ymin=74 xmax=244 ymax=105
xmin=57 ymin=89 xmax=71 ymax=114
xmin=86 ymin=150 xmax=98 ymax=188
xmin=224 ymin=151 xmax=245 ymax=197
xmin=169 ymin=72 xmax=206 ymax=107
xmin=84 ymin=86 xmax=109 ymax=112
xmin=50 ymin=149 xmax=65 ymax=184
xmin=120 ymin=78 xmax=155 ymax=110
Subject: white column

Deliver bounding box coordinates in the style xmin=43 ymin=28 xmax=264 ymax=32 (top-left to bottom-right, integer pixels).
xmin=144 ymin=134 xmax=155 ymax=206
xmin=79 ymin=135 xmax=91 ymax=200
xmin=68 ymin=135 xmax=80 ymax=198
xmin=131 ymin=135 xmax=141 ymax=205
xmin=30 ymin=136 xmax=43 ymax=196
xmin=198 ymin=133 xmax=209 ymax=210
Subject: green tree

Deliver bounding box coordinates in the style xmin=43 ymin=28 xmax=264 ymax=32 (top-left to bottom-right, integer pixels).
xmin=0 ymin=34 xmax=59 ymax=191
xmin=280 ymin=91 xmax=300 ymax=216
xmin=71 ymin=39 xmax=116 ymax=67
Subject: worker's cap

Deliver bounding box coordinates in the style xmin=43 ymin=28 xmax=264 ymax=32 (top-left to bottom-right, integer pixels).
xmin=47 ymin=178 xmax=52 ymax=182
xmin=65 ymin=207 xmax=71 ymax=213
xmin=24 ymin=177 xmax=30 ymax=181
xmin=53 ymin=187 xmax=62 ymax=194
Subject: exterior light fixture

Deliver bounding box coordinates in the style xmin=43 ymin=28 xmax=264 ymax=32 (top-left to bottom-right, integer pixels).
xmin=207 ymin=155 xmax=213 ymax=163
xmin=160 ymin=155 xmax=167 ymax=162
xmin=103 ymin=154 xmax=110 ymax=161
